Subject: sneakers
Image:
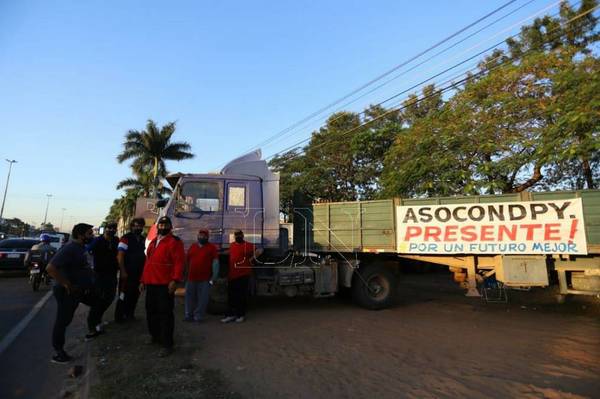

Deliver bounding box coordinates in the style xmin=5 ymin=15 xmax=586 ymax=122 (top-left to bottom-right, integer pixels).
xmin=221 ymin=316 xmax=245 ymax=323
xmin=220 ymin=316 xmax=236 ymax=323
xmin=51 ymin=351 xmax=73 ymax=364
xmin=84 ymin=330 xmax=105 ymax=341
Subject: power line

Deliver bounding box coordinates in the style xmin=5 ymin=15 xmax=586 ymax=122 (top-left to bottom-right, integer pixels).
xmin=265 ymin=3 xmax=599 ymax=161
xmin=259 ymin=0 xmax=571 ymax=154
xmin=257 ymin=0 xmax=546 ymax=154
xmin=236 ymin=0 xmax=521 ymax=158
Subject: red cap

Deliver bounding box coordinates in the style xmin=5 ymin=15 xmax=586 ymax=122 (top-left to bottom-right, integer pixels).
xmin=198 ymin=229 xmax=209 ymax=235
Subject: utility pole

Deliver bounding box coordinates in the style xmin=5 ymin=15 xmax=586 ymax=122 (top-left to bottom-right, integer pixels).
xmin=43 ymin=194 xmax=52 ymax=226
xmin=60 ymin=208 xmax=66 ymax=232
xmin=0 ymin=159 xmax=17 ymax=224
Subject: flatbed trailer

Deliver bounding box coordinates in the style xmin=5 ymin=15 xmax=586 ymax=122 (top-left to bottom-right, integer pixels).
xmin=311 ymin=190 xmax=600 ymax=300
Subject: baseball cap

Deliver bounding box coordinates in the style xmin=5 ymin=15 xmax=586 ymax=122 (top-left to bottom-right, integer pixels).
xmin=157 ymin=216 xmax=172 ymax=225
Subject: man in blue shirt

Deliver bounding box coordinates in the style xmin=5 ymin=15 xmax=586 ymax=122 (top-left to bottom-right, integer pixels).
xmin=46 ymin=223 xmax=95 ymax=364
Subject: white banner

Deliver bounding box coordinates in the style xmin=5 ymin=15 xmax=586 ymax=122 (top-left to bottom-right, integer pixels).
xmin=396 ymin=198 xmax=587 ymax=255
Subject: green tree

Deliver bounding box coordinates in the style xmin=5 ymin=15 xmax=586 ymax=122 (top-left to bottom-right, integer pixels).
xmin=269 ymin=148 xmax=305 ymax=220
xmin=105 ymin=190 xmax=138 ymax=226
xmin=116 ymin=168 xmax=172 ymax=198
xmin=117 ymin=120 xmax=194 ymax=198
xmin=382 ymin=0 xmax=599 ymax=196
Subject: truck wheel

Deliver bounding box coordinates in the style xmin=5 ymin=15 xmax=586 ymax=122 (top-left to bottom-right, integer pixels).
xmin=352 ymin=264 xmax=398 ymax=310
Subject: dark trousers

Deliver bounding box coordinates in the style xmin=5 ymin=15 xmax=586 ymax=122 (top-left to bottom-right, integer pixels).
xmin=226 ymin=276 xmax=250 ymax=318
xmin=87 ymin=274 xmax=117 ymax=331
xmin=145 ymin=285 xmax=174 ymax=348
xmin=114 ymin=275 xmax=141 ymax=321
xmin=52 ymin=286 xmax=80 ymax=352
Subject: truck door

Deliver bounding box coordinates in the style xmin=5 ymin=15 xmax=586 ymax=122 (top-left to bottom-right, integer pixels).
xmin=173 ymin=179 xmax=224 ymax=248
xmin=223 ymin=180 xmax=263 ymax=247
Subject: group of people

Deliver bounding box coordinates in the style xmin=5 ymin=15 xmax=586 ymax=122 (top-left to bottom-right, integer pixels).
xmin=45 ymin=216 xmax=260 ymax=363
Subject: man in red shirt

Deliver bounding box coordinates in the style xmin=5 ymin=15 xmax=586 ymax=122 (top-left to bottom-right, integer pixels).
xmin=221 ymin=229 xmax=262 ymax=323
xmin=185 ymin=229 xmax=219 ymax=322
xmin=139 ymin=216 xmax=184 ymax=357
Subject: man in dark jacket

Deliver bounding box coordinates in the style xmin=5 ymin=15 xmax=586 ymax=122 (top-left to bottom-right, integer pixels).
xmin=114 ymin=218 xmax=146 ymax=322
xmin=85 ymin=222 xmax=120 ymax=340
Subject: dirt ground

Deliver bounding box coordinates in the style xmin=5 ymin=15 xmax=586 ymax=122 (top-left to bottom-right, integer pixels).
xmin=90 ymin=270 xmax=600 ymax=399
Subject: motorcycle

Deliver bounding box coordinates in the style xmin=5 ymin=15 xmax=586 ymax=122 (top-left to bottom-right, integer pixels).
xmin=29 ymin=261 xmax=51 ymax=291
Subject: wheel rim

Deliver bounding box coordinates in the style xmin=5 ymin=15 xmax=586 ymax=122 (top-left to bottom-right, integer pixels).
xmin=366 ymin=274 xmax=390 ymax=301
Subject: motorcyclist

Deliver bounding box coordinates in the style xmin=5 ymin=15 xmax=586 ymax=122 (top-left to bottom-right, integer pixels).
xmin=25 ymin=234 xmax=56 ymax=270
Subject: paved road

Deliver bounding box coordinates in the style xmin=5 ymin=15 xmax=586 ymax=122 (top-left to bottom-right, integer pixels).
xmin=0 ymin=276 xmax=50 ymax=340
xmin=0 ymin=276 xmax=89 ymax=399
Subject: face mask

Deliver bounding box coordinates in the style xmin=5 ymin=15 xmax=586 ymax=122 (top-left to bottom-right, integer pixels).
xmin=198 ymin=237 xmax=208 ymax=245
xmin=235 ymin=236 xmax=244 ymax=243
xmin=83 ymin=236 xmax=93 ymax=244
xmin=132 ymin=228 xmax=143 ymax=235
xmin=158 ymin=228 xmax=171 ymax=236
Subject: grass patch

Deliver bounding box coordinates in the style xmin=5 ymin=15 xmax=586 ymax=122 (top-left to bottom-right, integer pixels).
xmin=90 ymin=312 xmax=241 ymax=399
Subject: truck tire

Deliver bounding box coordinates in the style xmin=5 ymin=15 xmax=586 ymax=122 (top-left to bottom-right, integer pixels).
xmin=352 ymin=263 xmax=398 ymax=310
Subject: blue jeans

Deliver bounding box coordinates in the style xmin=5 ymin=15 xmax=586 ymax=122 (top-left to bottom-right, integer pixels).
xmin=185 ymin=280 xmax=210 ymax=321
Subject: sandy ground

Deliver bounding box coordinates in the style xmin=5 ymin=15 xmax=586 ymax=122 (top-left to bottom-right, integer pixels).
xmin=90 ymin=271 xmax=600 ymax=399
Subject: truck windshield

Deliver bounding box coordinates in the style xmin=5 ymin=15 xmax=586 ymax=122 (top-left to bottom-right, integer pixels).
xmin=176 ymin=181 xmax=222 ymax=213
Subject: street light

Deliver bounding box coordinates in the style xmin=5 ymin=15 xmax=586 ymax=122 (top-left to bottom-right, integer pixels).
xmin=0 ymin=159 xmax=17 ymax=223
xmin=60 ymin=208 xmax=66 ymax=232
xmin=43 ymin=194 xmax=52 ymax=226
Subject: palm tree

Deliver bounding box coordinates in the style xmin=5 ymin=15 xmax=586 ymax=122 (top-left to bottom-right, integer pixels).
xmin=117 ymin=119 xmax=194 ymax=198
xmin=105 ymin=190 xmax=137 ymax=227
xmin=116 ymin=169 xmax=172 ymax=198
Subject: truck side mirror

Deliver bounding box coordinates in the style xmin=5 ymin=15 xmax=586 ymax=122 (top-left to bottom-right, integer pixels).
xmin=156 ymin=199 xmax=168 ymax=208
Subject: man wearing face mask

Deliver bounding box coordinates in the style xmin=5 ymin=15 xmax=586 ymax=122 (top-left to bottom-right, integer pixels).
xmin=85 ymin=221 xmax=120 ymax=340
xmin=114 ymin=218 xmax=146 ymax=322
xmin=184 ymin=229 xmax=219 ymax=322
xmin=139 ymin=216 xmax=185 ymax=357
xmin=46 ymin=223 xmax=96 ymax=363
xmin=221 ymin=230 xmax=263 ymax=323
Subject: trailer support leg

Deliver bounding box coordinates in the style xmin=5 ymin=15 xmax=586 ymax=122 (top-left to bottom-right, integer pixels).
xmin=557 ymin=270 xmax=568 ymax=295
xmin=465 ymin=257 xmax=480 ymax=297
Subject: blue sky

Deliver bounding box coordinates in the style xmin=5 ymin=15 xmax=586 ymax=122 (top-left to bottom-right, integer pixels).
xmin=0 ymin=0 xmax=563 ymax=231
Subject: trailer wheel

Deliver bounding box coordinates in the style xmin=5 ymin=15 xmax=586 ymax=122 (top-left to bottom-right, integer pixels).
xmin=352 ymin=263 xmax=398 ymax=310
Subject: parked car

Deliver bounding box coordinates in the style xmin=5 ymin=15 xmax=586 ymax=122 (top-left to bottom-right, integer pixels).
xmin=0 ymin=238 xmax=39 ymax=271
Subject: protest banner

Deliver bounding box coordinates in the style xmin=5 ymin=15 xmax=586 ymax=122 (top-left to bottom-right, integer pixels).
xmin=396 ymin=198 xmax=587 ymax=255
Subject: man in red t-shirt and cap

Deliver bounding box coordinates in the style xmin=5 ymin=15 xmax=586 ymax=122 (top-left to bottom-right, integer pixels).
xmin=139 ymin=216 xmax=184 ymax=357
xmin=221 ymin=229 xmax=262 ymax=323
xmin=185 ymin=229 xmax=219 ymax=322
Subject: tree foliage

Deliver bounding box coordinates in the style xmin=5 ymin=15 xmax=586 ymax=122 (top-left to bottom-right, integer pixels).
xmin=117 ymin=119 xmax=194 ymax=199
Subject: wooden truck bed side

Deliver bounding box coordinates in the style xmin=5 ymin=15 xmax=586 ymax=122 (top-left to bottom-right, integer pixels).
xmin=312 ymin=190 xmax=600 ymax=254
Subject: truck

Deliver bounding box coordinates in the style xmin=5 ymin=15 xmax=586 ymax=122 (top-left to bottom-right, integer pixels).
xmin=148 ymin=150 xmax=600 ymax=309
